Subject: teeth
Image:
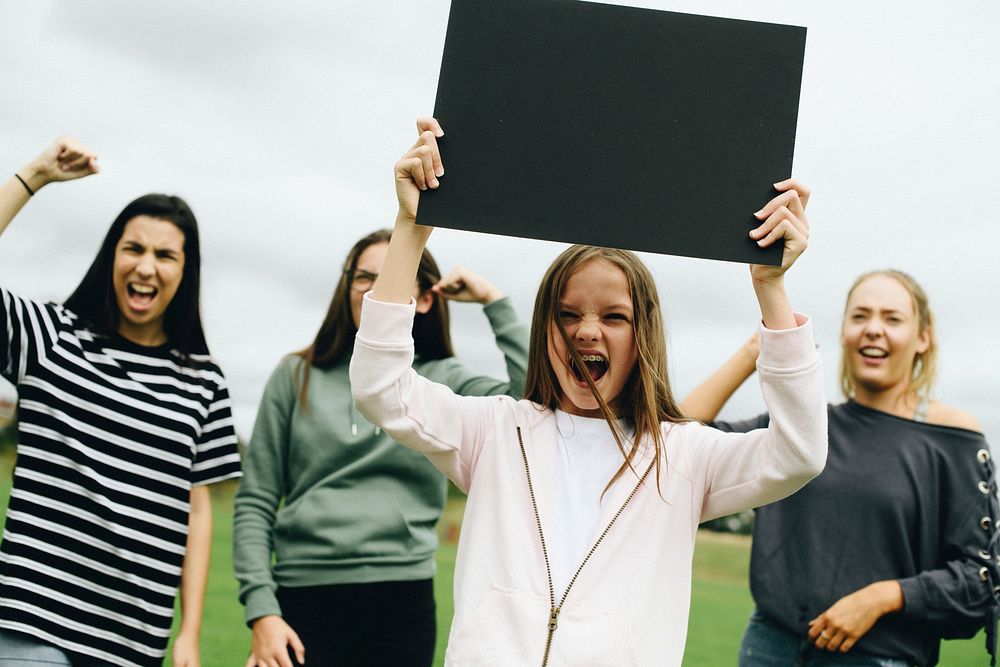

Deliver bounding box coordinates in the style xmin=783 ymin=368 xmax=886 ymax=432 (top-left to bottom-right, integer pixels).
xmin=131 ymin=284 xmax=155 ymax=295
xmin=860 ymin=348 xmax=887 ymax=358
xmin=579 ymin=354 xmax=606 ymax=363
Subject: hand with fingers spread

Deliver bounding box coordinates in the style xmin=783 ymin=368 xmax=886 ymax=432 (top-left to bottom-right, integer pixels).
xmin=807 ymin=581 xmax=904 ymax=653
xmin=246 ymin=615 xmax=306 ymax=667
xmin=433 ymin=265 xmax=504 ymax=305
xmin=20 ymin=136 xmax=100 ymax=192
xmin=394 ymin=117 xmax=445 ymax=223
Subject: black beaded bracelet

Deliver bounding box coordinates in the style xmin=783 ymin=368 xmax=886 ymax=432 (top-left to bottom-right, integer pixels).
xmin=14 ymin=173 xmax=34 ymax=196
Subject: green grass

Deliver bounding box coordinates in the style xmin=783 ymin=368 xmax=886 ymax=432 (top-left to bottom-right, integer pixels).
xmin=0 ymin=450 xmax=989 ymax=665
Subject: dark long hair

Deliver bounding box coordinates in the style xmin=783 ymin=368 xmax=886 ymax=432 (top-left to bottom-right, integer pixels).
xmin=296 ymin=229 xmax=453 ymax=405
xmin=64 ymin=194 xmax=208 ymax=356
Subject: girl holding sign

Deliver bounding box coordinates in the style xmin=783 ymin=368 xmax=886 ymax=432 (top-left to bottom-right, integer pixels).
xmin=683 ymin=270 xmax=997 ymax=667
xmin=348 ymin=118 xmax=826 ymax=666
xmin=0 ymin=138 xmax=240 ymax=666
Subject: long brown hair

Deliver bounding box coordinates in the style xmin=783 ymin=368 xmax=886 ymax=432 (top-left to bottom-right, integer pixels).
xmin=296 ymin=229 xmax=454 ymax=406
xmin=524 ymin=246 xmax=686 ymax=491
xmin=839 ymin=269 xmax=937 ymax=400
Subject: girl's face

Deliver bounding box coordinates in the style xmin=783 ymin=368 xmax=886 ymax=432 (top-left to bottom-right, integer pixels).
xmin=112 ymin=216 xmax=185 ymax=346
xmin=547 ymin=259 xmax=638 ymax=417
xmin=349 ymin=242 xmax=432 ymax=329
xmin=840 ymin=274 xmax=929 ymax=398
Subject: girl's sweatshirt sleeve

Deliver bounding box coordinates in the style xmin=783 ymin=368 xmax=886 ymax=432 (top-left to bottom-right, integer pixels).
xmin=689 ymin=315 xmax=828 ymax=522
xmin=350 ymin=294 xmax=492 ymax=492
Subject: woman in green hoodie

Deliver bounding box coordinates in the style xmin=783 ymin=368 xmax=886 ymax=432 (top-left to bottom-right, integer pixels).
xmin=234 ymin=228 xmax=528 ymax=667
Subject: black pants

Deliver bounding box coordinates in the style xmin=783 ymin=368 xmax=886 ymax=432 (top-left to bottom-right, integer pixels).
xmin=277 ymin=579 xmax=436 ymax=667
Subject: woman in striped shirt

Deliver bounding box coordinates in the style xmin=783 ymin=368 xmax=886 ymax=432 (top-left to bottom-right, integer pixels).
xmin=0 ymin=137 xmax=241 ymax=666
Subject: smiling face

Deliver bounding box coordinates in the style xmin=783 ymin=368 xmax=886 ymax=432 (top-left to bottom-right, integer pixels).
xmin=112 ymin=215 xmax=186 ymax=346
xmin=546 ymin=258 xmax=639 ymax=417
xmin=840 ymin=274 xmax=930 ymax=401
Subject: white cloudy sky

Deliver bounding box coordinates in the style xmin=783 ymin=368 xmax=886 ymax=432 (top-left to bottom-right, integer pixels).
xmin=1 ymin=1 xmax=997 ymax=447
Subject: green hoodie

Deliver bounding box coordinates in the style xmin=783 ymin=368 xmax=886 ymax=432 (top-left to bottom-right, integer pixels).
xmin=233 ymin=297 xmax=528 ymax=624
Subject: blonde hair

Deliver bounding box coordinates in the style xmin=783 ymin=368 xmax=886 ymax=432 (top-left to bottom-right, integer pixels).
xmin=523 ymin=246 xmax=686 ymax=492
xmin=839 ymin=269 xmax=937 ymax=400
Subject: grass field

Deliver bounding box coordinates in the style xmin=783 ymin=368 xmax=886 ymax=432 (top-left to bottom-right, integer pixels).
xmin=0 ymin=450 xmax=988 ymax=665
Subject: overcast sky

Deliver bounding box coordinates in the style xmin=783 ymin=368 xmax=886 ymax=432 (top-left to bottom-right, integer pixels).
xmin=1 ymin=1 xmax=997 ymax=447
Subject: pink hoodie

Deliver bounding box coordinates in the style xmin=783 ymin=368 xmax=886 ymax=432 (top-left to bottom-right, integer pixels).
xmin=351 ymin=295 xmax=827 ymax=666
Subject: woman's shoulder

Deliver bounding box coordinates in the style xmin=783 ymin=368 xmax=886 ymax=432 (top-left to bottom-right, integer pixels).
xmin=1 ymin=285 xmax=76 ymax=328
xmin=262 ymin=352 xmax=312 ymax=395
xmin=926 ymin=400 xmax=982 ymax=432
xmin=275 ymin=352 xmax=308 ymax=374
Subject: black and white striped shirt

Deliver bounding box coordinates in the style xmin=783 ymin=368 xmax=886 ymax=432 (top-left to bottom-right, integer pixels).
xmin=0 ymin=287 xmax=241 ymax=666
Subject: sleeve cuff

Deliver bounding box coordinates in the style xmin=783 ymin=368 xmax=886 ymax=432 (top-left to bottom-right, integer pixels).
xmin=897 ymin=576 xmax=924 ymax=620
xmin=357 ymin=292 xmax=417 ymax=347
xmin=757 ymin=313 xmax=818 ymax=372
xmin=244 ymin=586 xmax=283 ymax=627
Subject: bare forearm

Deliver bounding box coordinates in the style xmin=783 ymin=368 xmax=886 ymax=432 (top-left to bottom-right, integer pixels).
xmin=3 ymin=137 xmax=99 ymax=238
xmin=681 ymin=339 xmax=758 ymax=421
xmin=0 ymin=165 xmax=42 ymax=237
xmin=867 ymin=580 xmax=905 ymax=615
xmin=178 ymin=486 xmax=212 ymax=639
xmin=371 ymin=213 xmax=432 ymax=305
xmin=753 ymin=278 xmax=797 ymax=331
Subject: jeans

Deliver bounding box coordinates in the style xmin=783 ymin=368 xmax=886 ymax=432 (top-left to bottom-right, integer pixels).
xmin=0 ymin=629 xmax=72 ymax=666
xmin=739 ymin=610 xmax=911 ymax=667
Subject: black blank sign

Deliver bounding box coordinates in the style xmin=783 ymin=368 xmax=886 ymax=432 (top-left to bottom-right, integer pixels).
xmin=416 ymin=0 xmax=806 ymax=265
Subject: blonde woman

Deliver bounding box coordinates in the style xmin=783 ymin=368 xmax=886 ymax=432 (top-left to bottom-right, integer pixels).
xmin=683 ymin=270 xmax=997 ymax=666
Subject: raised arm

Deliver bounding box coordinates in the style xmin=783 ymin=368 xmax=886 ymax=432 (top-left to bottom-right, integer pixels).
xmin=748 ymin=179 xmax=811 ymax=330
xmin=680 ymin=333 xmax=758 ymax=422
xmin=432 ymin=265 xmax=530 ymax=398
xmin=689 ymin=179 xmax=826 ymax=520
xmin=371 ymin=118 xmax=445 ymax=306
xmin=682 ymin=179 xmax=810 ymax=422
xmin=1 ymin=136 xmax=99 ymax=237
xmin=352 ymin=118 xmax=501 ymax=492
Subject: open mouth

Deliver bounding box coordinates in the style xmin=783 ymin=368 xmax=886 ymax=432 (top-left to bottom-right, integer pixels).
xmin=570 ymin=353 xmax=608 ymax=384
xmin=127 ymin=283 xmax=158 ymax=309
xmin=859 ymin=347 xmax=887 ymax=359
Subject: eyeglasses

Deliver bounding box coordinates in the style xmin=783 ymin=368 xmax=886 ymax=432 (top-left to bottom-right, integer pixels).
xmin=347 ymin=269 xmax=378 ymax=293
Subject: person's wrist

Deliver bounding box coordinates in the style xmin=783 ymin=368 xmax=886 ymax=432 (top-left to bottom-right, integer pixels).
xmin=751 ymin=271 xmax=786 ymax=293
xmin=872 ymin=580 xmax=904 ymax=614
xmin=20 ymin=161 xmax=50 ymax=193
xmin=479 ymin=288 xmax=504 ymax=305
xmin=252 ymin=614 xmax=280 ymax=628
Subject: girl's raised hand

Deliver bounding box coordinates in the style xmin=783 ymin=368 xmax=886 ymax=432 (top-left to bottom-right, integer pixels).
xmin=22 ymin=136 xmax=100 ymax=191
xmin=433 ymin=265 xmax=503 ymax=305
xmin=748 ymin=179 xmax=810 ymax=285
xmin=394 ymin=117 xmax=444 ymax=223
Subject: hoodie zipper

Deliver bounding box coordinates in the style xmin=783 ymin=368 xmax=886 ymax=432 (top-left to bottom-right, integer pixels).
xmin=516 ymin=426 xmax=654 ymax=666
